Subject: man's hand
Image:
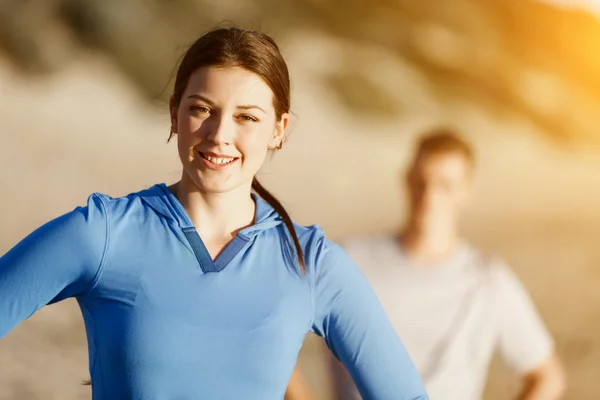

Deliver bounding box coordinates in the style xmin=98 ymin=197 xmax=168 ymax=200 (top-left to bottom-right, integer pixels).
xmin=515 ymin=353 xmax=566 ymax=400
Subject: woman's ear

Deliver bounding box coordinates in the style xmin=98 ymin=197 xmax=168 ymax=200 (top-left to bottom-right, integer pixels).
xmin=269 ymin=113 xmax=289 ymax=150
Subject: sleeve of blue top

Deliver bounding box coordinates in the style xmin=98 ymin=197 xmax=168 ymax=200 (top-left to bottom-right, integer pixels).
xmin=0 ymin=194 xmax=107 ymax=339
xmin=311 ymin=239 xmax=429 ymax=400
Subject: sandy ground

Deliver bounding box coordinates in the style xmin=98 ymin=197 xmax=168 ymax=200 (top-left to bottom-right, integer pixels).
xmin=0 ymin=35 xmax=599 ymax=399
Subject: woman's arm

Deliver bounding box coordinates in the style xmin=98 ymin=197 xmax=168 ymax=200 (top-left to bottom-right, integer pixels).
xmin=0 ymin=194 xmax=108 ymax=338
xmin=284 ymin=365 xmax=315 ymax=400
xmin=310 ymin=239 xmax=428 ymax=400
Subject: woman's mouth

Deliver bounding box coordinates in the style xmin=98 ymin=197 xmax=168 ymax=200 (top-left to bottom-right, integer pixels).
xmin=199 ymin=152 xmax=239 ymax=169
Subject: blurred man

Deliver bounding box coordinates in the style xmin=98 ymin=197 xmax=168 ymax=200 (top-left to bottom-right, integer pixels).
xmin=326 ymin=129 xmax=565 ymax=400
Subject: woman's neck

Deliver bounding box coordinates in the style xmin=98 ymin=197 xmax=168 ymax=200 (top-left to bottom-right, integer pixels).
xmin=171 ymin=176 xmax=256 ymax=241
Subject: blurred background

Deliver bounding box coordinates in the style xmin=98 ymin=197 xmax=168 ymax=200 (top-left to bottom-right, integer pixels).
xmin=0 ymin=0 xmax=599 ymax=398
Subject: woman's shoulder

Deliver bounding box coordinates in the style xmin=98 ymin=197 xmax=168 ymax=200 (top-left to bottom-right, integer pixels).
xmin=290 ymin=222 xmax=330 ymax=252
xmin=289 ymin=223 xmax=350 ymax=270
xmin=290 ymin=221 xmax=325 ymax=241
xmin=84 ymin=183 xmax=165 ymax=218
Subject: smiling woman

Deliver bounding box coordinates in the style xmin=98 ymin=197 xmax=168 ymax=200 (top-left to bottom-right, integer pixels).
xmin=167 ymin=29 xmax=303 ymax=269
xmin=0 ymin=27 xmax=429 ymax=400
xmin=172 ymin=66 xmax=285 ymax=201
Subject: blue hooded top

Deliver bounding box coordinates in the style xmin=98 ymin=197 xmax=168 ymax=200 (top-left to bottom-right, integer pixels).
xmin=0 ymin=183 xmax=428 ymax=400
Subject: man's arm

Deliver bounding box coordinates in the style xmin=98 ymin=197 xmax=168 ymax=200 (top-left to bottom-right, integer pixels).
xmin=515 ymin=353 xmax=565 ymax=400
xmin=284 ymin=365 xmax=315 ymax=400
xmin=491 ymin=263 xmax=566 ymax=400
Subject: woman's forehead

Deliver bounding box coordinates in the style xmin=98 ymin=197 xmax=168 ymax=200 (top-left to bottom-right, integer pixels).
xmin=184 ymin=66 xmax=274 ymax=107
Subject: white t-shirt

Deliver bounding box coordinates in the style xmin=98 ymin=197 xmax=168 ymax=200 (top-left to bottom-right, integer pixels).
xmin=333 ymin=235 xmax=553 ymax=400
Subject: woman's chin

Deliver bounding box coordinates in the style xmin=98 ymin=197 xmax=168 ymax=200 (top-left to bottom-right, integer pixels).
xmin=190 ymin=176 xmax=246 ymax=195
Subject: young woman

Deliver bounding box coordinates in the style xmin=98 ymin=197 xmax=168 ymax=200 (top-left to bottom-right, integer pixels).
xmin=0 ymin=27 xmax=428 ymax=400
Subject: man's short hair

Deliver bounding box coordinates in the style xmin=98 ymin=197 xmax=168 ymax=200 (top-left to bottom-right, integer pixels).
xmin=413 ymin=127 xmax=475 ymax=166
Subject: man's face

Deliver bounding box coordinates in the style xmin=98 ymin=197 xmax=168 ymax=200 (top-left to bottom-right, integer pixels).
xmin=406 ymin=151 xmax=473 ymax=232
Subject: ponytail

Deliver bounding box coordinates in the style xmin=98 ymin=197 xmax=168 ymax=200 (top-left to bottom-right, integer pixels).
xmin=252 ymin=177 xmax=306 ymax=274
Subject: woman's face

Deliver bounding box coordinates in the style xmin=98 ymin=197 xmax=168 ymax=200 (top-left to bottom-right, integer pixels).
xmin=170 ymin=66 xmax=288 ymax=194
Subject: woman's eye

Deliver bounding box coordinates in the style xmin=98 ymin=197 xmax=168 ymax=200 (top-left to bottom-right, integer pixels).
xmin=239 ymin=114 xmax=258 ymax=123
xmin=190 ymin=105 xmax=211 ymax=115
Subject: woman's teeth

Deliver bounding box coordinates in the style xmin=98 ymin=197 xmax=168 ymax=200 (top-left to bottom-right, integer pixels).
xmin=202 ymin=154 xmax=235 ymax=165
